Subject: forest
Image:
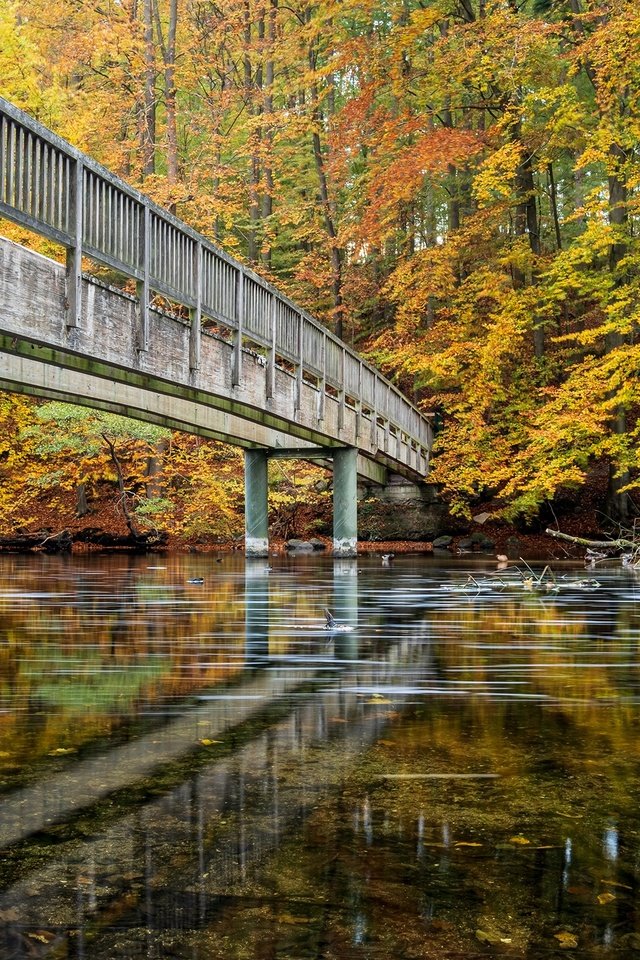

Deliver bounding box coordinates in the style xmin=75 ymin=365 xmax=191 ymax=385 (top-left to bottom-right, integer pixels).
xmin=1 ymin=0 xmax=639 ymax=542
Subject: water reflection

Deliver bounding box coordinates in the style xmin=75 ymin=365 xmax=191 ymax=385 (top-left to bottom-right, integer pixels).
xmin=0 ymin=554 xmax=640 ymax=957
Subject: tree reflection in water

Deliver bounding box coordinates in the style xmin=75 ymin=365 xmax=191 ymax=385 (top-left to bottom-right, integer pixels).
xmin=0 ymin=554 xmax=639 ymax=957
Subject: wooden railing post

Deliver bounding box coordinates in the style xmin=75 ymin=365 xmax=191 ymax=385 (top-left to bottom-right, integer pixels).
xmin=318 ymin=332 xmax=326 ymax=422
xmin=355 ymin=360 xmax=363 ymax=439
xmin=337 ymin=347 xmax=346 ymax=433
xmin=189 ymin=241 xmax=202 ymax=372
xmin=65 ymin=158 xmax=83 ymax=329
xmin=294 ymin=312 xmax=303 ymax=412
xmin=266 ymin=292 xmax=276 ymax=401
xmin=371 ymin=376 xmax=378 ymax=447
xmin=136 ymin=203 xmax=150 ymax=352
xmin=232 ymin=267 xmax=244 ymax=387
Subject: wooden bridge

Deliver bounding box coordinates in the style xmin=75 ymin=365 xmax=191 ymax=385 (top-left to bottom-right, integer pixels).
xmin=0 ymin=97 xmax=432 ymax=556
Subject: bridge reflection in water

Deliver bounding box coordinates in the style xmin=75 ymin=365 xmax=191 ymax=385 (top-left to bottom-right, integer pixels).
xmin=1 ymin=554 xmax=640 ymax=958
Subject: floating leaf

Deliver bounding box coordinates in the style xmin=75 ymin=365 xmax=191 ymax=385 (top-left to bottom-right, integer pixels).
xmin=509 ymin=836 xmax=531 ymax=845
xmin=554 ymin=931 xmax=578 ymax=948
xmin=476 ymin=929 xmax=511 ymax=945
xmin=454 ymin=841 xmax=483 ymax=847
xmin=48 ymin=747 xmax=76 ymax=756
xmin=597 ymin=892 xmax=616 ymax=905
xmin=27 ymin=931 xmax=56 ymax=944
xmin=199 ymin=738 xmax=222 ymax=746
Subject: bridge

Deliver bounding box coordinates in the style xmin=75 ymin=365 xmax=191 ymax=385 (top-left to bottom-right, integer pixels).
xmin=0 ymin=97 xmax=432 ymax=556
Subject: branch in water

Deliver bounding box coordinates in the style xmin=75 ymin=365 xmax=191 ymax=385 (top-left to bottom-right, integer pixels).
xmin=545 ymin=528 xmax=636 ymax=551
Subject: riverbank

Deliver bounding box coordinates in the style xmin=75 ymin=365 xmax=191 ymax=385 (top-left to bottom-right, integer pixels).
xmin=0 ymin=477 xmax=609 ymax=560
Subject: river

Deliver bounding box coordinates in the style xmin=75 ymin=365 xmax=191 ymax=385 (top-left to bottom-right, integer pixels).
xmin=0 ymin=551 xmax=639 ymax=958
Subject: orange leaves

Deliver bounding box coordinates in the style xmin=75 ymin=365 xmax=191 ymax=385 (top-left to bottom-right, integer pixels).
xmin=360 ymin=126 xmax=484 ymax=246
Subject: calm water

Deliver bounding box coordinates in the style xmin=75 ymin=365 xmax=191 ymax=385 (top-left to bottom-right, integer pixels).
xmin=0 ymin=552 xmax=640 ymax=958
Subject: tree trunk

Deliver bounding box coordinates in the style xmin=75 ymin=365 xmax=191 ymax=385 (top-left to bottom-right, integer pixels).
xmin=605 ymin=144 xmax=630 ymax=520
xmin=260 ymin=0 xmax=276 ymax=270
xmin=165 ymin=0 xmax=179 ymax=190
xmin=75 ymin=483 xmax=89 ymax=518
xmin=548 ymin=163 xmax=562 ymax=251
xmin=102 ymin=434 xmax=142 ymax=538
xmin=141 ymin=0 xmax=156 ymax=178
xmin=512 ymin=122 xmax=544 ymax=357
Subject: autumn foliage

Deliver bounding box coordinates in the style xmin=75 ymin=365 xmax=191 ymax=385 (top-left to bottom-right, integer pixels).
xmin=2 ymin=0 xmax=640 ymax=524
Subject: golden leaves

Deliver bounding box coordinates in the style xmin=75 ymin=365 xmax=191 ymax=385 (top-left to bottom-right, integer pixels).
xmin=554 ymin=931 xmax=579 ymax=949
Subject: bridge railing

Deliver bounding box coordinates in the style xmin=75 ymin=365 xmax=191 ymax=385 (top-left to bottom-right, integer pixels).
xmin=0 ymin=97 xmax=431 ymax=463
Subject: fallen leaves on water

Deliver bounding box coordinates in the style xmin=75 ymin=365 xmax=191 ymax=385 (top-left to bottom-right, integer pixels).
xmin=198 ymin=739 xmax=223 ymax=746
xmin=27 ymin=931 xmax=57 ymax=944
xmin=476 ymin=929 xmax=512 ymax=945
xmin=276 ymin=913 xmax=313 ymax=925
xmin=48 ymin=747 xmax=77 ymax=756
xmin=509 ymin=836 xmax=531 ymax=845
xmin=365 ymin=695 xmax=392 ymax=704
xmin=597 ymin=892 xmax=616 ymax=905
xmin=554 ymin=931 xmax=578 ymax=948
xmin=454 ymin=841 xmax=483 ymax=847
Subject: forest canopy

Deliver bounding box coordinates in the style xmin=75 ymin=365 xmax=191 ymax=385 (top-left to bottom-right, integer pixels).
xmin=1 ymin=0 xmax=639 ymax=523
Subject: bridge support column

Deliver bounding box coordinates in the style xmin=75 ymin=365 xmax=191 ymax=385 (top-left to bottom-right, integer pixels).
xmin=333 ymin=447 xmax=358 ymax=557
xmin=244 ymin=450 xmax=269 ymax=557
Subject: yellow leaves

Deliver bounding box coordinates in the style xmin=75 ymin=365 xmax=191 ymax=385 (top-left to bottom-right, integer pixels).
xmin=198 ymin=738 xmax=223 ymax=747
xmin=554 ymin=931 xmax=579 ymax=949
xmin=508 ymin=835 xmax=531 ymax=845
xmin=474 ymin=142 xmax=523 ymax=208
xmin=596 ymin=891 xmax=616 ymax=905
xmin=26 ymin=931 xmax=56 ymax=945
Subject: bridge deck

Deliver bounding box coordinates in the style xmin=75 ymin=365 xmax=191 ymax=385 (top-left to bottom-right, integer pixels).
xmin=0 ymin=97 xmax=431 ymax=483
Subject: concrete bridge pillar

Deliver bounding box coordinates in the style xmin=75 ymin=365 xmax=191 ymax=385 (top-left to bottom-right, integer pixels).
xmin=244 ymin=445 xmax=359 ymax=558
xmin=332 ymin=447 xmax=358 ymax=557
xmin=244 ymin=450 xmax=269 ymax=557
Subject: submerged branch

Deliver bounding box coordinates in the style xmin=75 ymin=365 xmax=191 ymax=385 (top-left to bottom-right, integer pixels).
xmin=545 ymin=528 xmax=637 ymax=551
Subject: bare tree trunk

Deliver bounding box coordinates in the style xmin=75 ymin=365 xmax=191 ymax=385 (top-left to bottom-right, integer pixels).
xmin=102 ymin=434 xmax=141 ymax=538
xmin=75 ymin=484 xmax=89 ymax=518
xmin=548 ymin=163 xmax=562 ymax=251
xmin=244 ymin=1 xmax=261 ymax=264
xmin=511 ymin=121 xmax=544 ymax=357
xmin=260 ymin=0 xmax=276 ymax=269
xmin=165 ymin=0 xmax=179 ymax=188
xmin=145 ymin=439 xmax=168 ymax=499
xmin=311 ymin=122 xmax=344 ymax=337
xmin=141 ymin=0 xmax=157 ymax=178
xmin=606 ymin=146 xmax=630 ymax=520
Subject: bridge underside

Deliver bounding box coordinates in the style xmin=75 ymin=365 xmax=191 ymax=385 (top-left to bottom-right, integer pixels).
xmin=0 ymin=349 xmax=386 ymax=486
